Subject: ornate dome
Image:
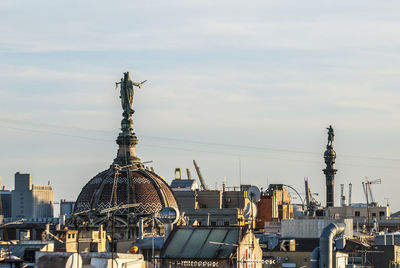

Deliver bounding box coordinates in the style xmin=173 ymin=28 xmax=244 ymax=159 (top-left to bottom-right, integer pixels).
xmin=74 ymin=168 xmax=177 ymax=216
xmin=73 ymin=72 xmax=177 ymax=223
xmin=324 ymin=146 xmax=336 ymax=165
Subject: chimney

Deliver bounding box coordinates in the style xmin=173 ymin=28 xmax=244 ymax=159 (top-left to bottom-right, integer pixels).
xmin=174 ymin=168 xmax=182 ymax=180
xmin=186 ymin=168 xmax=192 ymax=180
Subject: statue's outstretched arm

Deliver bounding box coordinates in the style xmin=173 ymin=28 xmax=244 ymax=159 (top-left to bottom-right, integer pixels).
xmin=132 ymin=80 xmax=147 ymax=88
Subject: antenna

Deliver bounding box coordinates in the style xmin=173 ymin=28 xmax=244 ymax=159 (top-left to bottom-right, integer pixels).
xmin=246 ymin=185 xmax=260 ymax=249
xmin=239 ymin=158 xmax=242 ymax=186
xmin=340 ymin=184 xmax=345 ymax=207
xmin=348 ymin=183 xmax=352 ymax=206
xmin=384 ymin=197 xmax=390 ymax=206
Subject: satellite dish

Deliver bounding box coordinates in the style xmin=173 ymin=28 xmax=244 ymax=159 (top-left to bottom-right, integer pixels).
xmin=65 ymin=253 xmax=82 ymax=268
xmin=243 ymin=202 xmax=258 ymax=220
xmin=247 ymin=186 xmax=261 ymax=203
xmin=159 ymin=206 xmax=180 ymax=225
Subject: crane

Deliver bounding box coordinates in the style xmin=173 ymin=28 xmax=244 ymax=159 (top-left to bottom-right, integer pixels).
xmin=193 ymin=160 xmax=209 ymax=191
xmin=304 ymin=178 xmax=310 ymax=211
xmin=362 ymin=177 xmax=381 ymax=207
xmin=362 ymin=177 xmax=382 ymax=231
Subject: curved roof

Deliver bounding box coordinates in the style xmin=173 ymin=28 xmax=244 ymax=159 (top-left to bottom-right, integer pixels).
xmin=74 ymin=167 xmax=177 ymax=215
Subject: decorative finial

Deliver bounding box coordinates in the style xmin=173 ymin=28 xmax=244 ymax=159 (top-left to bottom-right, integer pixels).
xmin=113 ymin=72 xmax=146 ymax=167
xmin=115 ymin=72 xmax=147 ymax=134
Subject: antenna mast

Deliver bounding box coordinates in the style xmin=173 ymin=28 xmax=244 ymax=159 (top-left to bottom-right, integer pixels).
xmin=348 ymin=183 xmax=352 ymax=206
xmin=340 ymin=184 xmax=345 ymax=207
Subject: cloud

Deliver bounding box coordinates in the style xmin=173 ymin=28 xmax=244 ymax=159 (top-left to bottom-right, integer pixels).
xmin=1 ymin=1 xmax=400 ymax=52
xmin=1 ymin=0 xmax=400 ymax=210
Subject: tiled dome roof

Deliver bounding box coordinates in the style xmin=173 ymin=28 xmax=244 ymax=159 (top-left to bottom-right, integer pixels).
xmin=74 ymin=168 xmax=177 ymax=215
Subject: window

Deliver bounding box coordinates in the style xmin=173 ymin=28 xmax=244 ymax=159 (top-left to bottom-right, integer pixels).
xmin=224 ymin=221 xmax=230 ymax=226
xmin=379 ymin=211 xmax=385 ymax=217
xmin=372 ymin=213 xmax=376 ymax=217
xmin=211 ymin=221 xmax=216 ymax=226
xmin=355 ymin=211 xmax=360 ymax=217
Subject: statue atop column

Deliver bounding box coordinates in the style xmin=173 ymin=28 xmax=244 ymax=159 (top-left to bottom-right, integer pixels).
xmin=116 ymin=72 xmax=147 ymax=118
xmin=327 ymin=125 xmax=334 ymax=147
xmin=323 ymin=125 xmax=337 ymax=207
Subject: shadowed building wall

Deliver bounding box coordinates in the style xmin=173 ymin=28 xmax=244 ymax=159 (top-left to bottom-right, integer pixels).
xmin=0 ymin=190 xmax=12 ymax=218
xmin=11 ymin=172 xmax=54 ymax=218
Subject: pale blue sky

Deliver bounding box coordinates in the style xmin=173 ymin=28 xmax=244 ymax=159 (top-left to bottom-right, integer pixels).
xmin=1 ymin=0 xmax=400 ymax=213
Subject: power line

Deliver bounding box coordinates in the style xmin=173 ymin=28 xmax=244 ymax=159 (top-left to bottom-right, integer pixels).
xmin=0 ymin=124 xmax=110 ymax=142
xmin=1 ymin=124 xmax=399 ymax=170
xmin=0 ymin=118 xmax=113 ymax=134
xmin=0 ymin=118 xmax=316 ymax=155
xmin=0 ymin=119 xmax=399 ymax=165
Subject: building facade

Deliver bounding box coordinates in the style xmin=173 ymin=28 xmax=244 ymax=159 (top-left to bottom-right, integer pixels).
xmin=60 ymin=200 xmax=75 ymax=219
xmin=0 ymin=190 xmax=12 ymax=218
xmin=171 ymin=182 xmax=252 ymax=226
xmin=11 ymin=172 xmax=54 ymax=218
xmin=325 ymin=205 xmax=389 ymax=221
xmin=256 ymin=184 xmax=293 ymax=229
xmin=32 ymin=185 xmax=54 ymax=218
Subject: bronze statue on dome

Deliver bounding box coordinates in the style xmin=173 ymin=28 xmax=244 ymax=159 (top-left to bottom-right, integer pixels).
xmin=116 ymin=72 xmax=146 ymax=118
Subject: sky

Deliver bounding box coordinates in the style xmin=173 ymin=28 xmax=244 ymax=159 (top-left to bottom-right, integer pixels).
xmin=1 ymin=0 xmax=400 ymax=214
